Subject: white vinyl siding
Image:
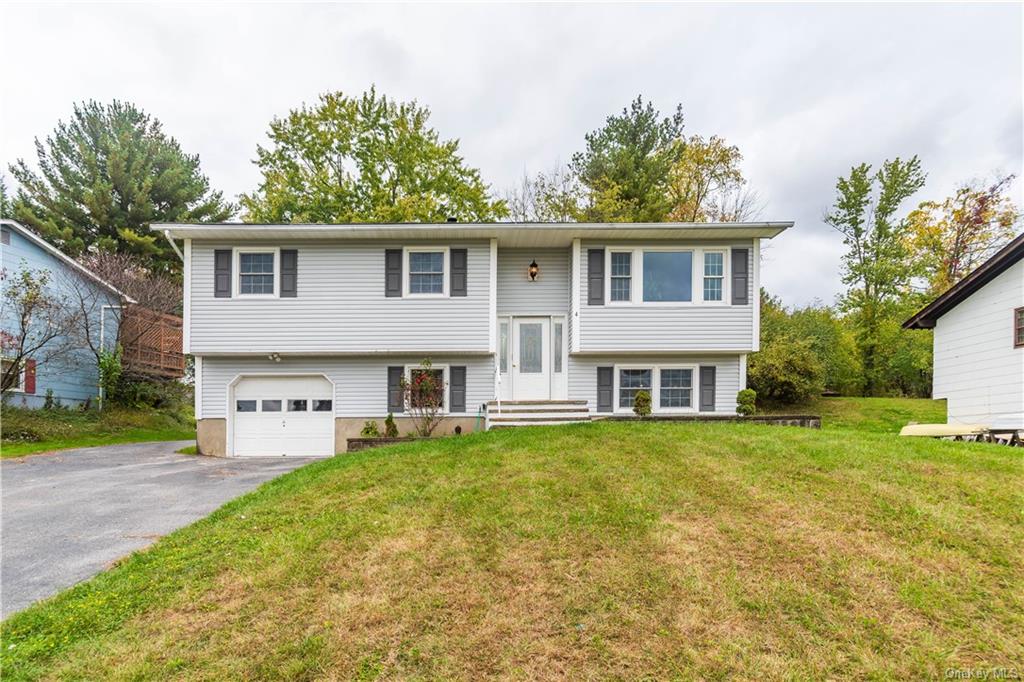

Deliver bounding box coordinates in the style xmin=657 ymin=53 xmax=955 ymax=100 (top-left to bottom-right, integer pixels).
xmin=932 ymin=261 xmax=1024 ymax=429
xmin=579 ymin=240 xmax=755 ymax=352
xmin=190 ymin=241 xmax=491 ymax=354
xmin=199 ymin=355 xmax=494 ymax=418
xmin=496 ymin=248 xmax=569 ymax=316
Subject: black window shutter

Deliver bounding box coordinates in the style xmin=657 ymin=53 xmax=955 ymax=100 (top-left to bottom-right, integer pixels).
xmin=388 ymin=366 xmax=404 ymax=413
xmin=597 ymin=366 xmax=613 ymax=412
xmin=280 ymin=249 xmax=298 ymax=298
xmin=214 ymin=249 xmax=232 ymax=298
xmin=385 ymin=249 xmax=402 ymax=297
xmin=450 ymin=248 xmax=468 ymax=297
xmin=588 ymin=249 xmax=605 ymax=305
xmin=449 ymin=366 xmax=466 ymax=412
xmin=700 ymin=366 xmax=717 ymax=412
xmin=731 ymin=249 xmax=749 ymax=305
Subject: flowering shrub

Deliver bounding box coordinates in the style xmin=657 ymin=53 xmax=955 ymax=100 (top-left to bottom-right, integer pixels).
xmin=400 ymin=359 xmax=446 ymax=436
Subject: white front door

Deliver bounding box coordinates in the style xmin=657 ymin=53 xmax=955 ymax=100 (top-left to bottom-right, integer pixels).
xmin=512 ymin=317 xmax=550 ymax=400
xmin=232 ymin=375 xmax=335 ymax=456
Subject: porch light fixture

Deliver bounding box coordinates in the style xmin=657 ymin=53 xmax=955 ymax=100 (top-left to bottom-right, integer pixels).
xmin=527 ymin=260 xmax=539 ymax=281
xmin=268 ymin=353 xmax=281 ymax=362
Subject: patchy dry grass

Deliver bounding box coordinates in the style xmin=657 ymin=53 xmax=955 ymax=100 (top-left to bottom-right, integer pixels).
xmin=2 ymin=419 xmax=1021 ymax=680
xmin=0 ymin=405 xmax=194 ymax=458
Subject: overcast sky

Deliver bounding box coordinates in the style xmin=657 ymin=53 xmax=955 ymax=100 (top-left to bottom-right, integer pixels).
xmin=2 ymin=2 xmax=1021 ymax=306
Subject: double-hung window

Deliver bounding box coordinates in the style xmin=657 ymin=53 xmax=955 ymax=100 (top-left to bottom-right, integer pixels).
xmin=238 ymin=251 xmax=276 ymax=296
xmin=408 ymin=250 xmax=445 ymax=295
xmin=703 ymin=252 xmax=724 ymax=302
xmin=1 ymin=358 xmax=24 ymax=392
xmin=610 ymin=252 xmax=632 ymax=302
xmin=618 ymin=368 xmax=652 ymax=409
xmin=642 ymin=250 xmax=692 ymax=302
xmin=1015 ymin=307 xmax=1024 ymax=348
xmin=660 ymin=368 xmax=693 ymax=408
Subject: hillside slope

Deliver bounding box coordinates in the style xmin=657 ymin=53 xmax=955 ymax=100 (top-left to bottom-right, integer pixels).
xmin=2 ymin=419 xmax=1021 ymax=679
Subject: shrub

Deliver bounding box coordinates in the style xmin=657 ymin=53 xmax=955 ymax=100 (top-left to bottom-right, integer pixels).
xmin=748 ymin=335 xmax=824 ymax=405
xmin=736 ymin=389 xmax=757 ymax=415
xmin=400 ymin=359 xmax=445 ymax=437
xmin=384 ymin=413 xmax=399 ymax=438
xmin=360 ymin=420 xmax=380 ymax=437
xmin=98 ymin=347 xmax=123 ymax=405
xmin=633 ymin=390 xmax=652 ymax=418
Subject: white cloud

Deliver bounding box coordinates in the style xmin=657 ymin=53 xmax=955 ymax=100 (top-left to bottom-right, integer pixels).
xmin=1 ymin=2 xmax=1019 ymax=306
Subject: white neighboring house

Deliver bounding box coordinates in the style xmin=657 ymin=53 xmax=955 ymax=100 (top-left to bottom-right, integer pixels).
xmin=904 ymin=232 xmax=1024 ymax=431
xmin=155 ymin=220 xmax=792 ymax=457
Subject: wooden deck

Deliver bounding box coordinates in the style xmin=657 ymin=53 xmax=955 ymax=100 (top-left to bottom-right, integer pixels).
xmin=121 ymin=306 xmax=185 ymax=379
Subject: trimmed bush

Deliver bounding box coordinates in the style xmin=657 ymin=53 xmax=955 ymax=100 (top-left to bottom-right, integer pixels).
xmin=633 ymin=390 xmax=652 ymax=418
xmin=736 ymin=389 xmax=757 ymax=415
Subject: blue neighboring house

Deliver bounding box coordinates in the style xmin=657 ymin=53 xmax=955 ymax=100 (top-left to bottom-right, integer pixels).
xmin=1 ymin=219 xmax=131 ymax=409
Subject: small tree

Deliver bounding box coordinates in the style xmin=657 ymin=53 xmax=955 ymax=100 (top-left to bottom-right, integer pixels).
xmin=633 ymin=389 xmax=652 ymax=418
xmin=384 ymin=413 xmax=399 ymax=438
xmin=400 ymin=359 xmax=446 ymax=437
xmin=360 ymin=420 xmax=380 ymax=437
xmin=1 ymin=264 xmax=81 ymax=394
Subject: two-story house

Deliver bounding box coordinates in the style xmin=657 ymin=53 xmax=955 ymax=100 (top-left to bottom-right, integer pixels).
xmin=156 ymin=221 xmax=792 ymax=456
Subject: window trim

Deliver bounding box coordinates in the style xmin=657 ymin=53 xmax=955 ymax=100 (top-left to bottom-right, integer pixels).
xmin=1 ymin=357 xmax=25 ymax=393
xmin=403 ymin=246 xmax=450 ymax=298
xmin=1015 ymin=306 xmax=1024 ymax=349
xmin=701 ymin=249 xmax=727 ymax=304
xmin=404 ymin=363 xmax=450 ymax=414
xmin=233 ymin=247 xmax=280 ymax=298
xmin=613 ymin=363 xmax=699 ymax=414
xmin=608 ymin=250 xmax=635 ymax=304
xmin=603 ymin=246 xmax=731 ymax=306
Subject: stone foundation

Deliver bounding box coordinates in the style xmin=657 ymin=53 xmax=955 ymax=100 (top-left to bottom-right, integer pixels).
xmin=194 ymin=415 xmax=482 ymax=457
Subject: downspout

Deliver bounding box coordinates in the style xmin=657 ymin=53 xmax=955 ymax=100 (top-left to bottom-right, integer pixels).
xmin=98 ymin=304 xmax=124 ymax=411
xmin=163 ymin=229 xmax=184 ymax=262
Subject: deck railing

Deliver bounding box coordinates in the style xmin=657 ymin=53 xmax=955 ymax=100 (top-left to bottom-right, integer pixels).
xmin=120 ymin=306 xmax=185 ymax=379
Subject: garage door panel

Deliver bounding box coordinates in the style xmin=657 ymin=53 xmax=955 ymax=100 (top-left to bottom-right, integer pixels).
xmin=232 ymin=376 xmax=334 ymax=457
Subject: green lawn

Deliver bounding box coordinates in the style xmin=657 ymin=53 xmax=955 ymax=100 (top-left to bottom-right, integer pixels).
xmin=2 ymin=411 xmax=1020 ymax=679
xmin=0 ymin=405 xmax=195 ymax=458
xmin=774 ymin=396 xmax=948 ymax=434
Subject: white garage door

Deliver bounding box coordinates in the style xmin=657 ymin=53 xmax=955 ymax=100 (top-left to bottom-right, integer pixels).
xmin=232 ymin=376 xmax=334 ymax=457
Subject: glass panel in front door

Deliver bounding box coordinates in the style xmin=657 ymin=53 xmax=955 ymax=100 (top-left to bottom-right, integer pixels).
xmin=519 ymin=323 xmax=543 ymax=373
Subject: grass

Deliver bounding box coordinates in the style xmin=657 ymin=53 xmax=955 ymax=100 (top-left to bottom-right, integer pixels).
xmin=0 ymin=405 xmax=195 ymax=458
xmin=176 ymin=444 xmax=199 ymax=455
xmin=2 ymin=406 xmax=1020 ymax=680
xmin=771 ymin=396 xmax=948 ymax=435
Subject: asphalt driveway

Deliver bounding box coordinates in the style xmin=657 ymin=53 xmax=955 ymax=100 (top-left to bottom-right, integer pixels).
xmin=1 ymin=441 xmax=313 ymax=618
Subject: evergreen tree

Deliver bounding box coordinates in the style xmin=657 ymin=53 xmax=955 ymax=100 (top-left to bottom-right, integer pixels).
xmin=10 ymin=100 xmax=234 ymax=275
xmin=570 ymin=96 xmax=685 ymax=222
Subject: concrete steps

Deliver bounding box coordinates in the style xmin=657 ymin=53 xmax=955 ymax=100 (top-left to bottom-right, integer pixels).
xmin=485 ymin=400 xmax=592 ymax=429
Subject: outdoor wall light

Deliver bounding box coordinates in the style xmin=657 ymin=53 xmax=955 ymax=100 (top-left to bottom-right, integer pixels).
xmin=528 ymin=260 xmax=540 ymax=281
xmin=268 ymin=353 xmax=281 ymax=363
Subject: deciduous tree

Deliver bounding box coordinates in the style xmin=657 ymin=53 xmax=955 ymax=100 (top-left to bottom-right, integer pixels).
xmin=9 ymin=101 xmax=234 ymax=275
xmin=241 ymin=89 xmax=506 ymax=224
xmin=906 ymin=174 xmax=1020 ymax=294
xmin=668 ymin=135 xmax=754 ymax=222
xmin=825 ymin=157 xmax=926 ymax=394
xmin=1 ymin=265 xmax=81 ymax=393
